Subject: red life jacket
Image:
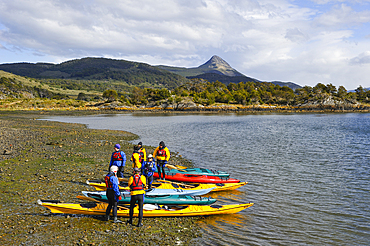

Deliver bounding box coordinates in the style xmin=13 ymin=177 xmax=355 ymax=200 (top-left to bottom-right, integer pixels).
xmin=130 ymin=174 xmax=144 ymax=191
xmin=112 ymin=151 xmax=123 ymax=161
xmin=105 ymin=172 xmax=114 ymax=189
xmin=157 ymin=148 xmax=166 ymax=157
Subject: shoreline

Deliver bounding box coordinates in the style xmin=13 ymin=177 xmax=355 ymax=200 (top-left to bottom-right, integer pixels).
xmin=0 ymin=111 xmax=200 ymax=245
xmin=2 ymin=106 xmax=370 ymax=115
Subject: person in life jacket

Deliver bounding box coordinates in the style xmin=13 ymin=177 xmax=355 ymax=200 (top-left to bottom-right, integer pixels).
xmin=127 ymin=167 xmax=147 ymax=227
xmin=141 ymin=154 xmax=156 ymax=190
xmin=109 ymin=143 xmax=126 ymax=178
xmin=104 ymin=165 xmax=122 ymax=223
xmin=137 ymin=142 xmax=146 ymax=164
xmin=153 ymin=141 xmax=170 ymax=180
xmin=130 ymin=145 xmax=142 ymax=169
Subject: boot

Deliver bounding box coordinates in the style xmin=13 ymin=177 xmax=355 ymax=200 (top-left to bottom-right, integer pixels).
xmin=113 ymin=217 xmax=122 ymax=223
xmin=126 ymin=219 xmax=132 ymax=225
xmin=137 ymin=219 xmax=143 ymax=227
xmin=104 ymin=215 xmax=110 ymax=221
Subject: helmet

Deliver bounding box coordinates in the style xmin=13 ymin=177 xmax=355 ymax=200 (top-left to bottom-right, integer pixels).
xmin=114 ymin=144 xmax=120 ymax=149
xmin=110 ymin=165 xmax=118 ymax=173
xmin=148 ymin=154 xmax=153 ymax=159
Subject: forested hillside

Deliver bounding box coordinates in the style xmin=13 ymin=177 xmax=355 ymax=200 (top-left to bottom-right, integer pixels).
xmin=0 ymin=57 xmax=190 ymax=89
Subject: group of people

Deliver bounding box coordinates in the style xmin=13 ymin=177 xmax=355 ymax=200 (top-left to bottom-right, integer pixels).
xmin=104 ymin=141 xmax=171 ymax=227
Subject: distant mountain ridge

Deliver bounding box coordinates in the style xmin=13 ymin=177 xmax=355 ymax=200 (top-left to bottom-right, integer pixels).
xmin=156 ymin=55 xmax=244 ymax=77
xmin=0 ymin=56 xmax=302 ymax=90
xmin=158 ymin=55 xmax=301 ymax=90
xmin=0 ymin=57 xmax=189 ymax=89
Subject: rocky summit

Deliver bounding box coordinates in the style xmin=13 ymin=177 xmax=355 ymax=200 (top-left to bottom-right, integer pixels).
xmin=197 ymin=55 xmax=243 ymax=77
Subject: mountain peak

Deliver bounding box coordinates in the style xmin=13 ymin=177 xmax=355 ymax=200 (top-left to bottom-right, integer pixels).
xmin=200 ymin=55 xmax=231 ymax=69
xmin=198 ymin=55 xmax=243 ymax=76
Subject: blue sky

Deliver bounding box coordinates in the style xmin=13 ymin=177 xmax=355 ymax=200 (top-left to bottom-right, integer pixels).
xmin=0 ymin=0 xmax=370 ymax=90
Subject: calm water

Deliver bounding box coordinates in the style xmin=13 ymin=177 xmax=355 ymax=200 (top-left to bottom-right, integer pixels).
xmin=43 ymin=113 xmax=370 ymax=245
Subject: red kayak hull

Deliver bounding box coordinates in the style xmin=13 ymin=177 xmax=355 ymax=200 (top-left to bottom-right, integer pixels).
xmin=153 ymin=172 xmax=240 ymax=183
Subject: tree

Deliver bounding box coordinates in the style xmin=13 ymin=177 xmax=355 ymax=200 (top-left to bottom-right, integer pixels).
xmin=130 ymin=87 xmax=144 ymax=104
xmin=355 ymin=86 xmax=366 ymax=101
xmin=102 ymin=89 xmax=118 ymax=102
xmin=337 ymin=86 xmax=347 ymax=99
xmin=77 ymin=92 xmax=90 ymax=101
xmin=233 ymin=91 xmax=246 ymax=105
xmin=326 ymin=83 xmax=337 ymax=95
xmin=313 ymin=83 xmax=327 ymax=94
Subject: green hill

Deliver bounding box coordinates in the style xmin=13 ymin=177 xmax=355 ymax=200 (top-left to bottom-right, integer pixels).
xmin=0 ymin=57 xmax=190 ymax=89
xmin=0 ymin=70 xmax=67 ymax=99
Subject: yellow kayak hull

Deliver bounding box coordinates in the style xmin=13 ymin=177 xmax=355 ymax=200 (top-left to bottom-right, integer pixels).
xmin=87 ymin=180 xmax=247 ymax=192
xmin=38 ymin=200 xmax=253 ymax=217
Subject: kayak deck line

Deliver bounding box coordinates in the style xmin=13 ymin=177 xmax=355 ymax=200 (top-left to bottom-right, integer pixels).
xmin=37 ymin=199 xmax=254 ymax=217
xmin=87 ymin=180 xmax=248 ymax=192
xmin=80 ymin=191 xmax=217 ymax=205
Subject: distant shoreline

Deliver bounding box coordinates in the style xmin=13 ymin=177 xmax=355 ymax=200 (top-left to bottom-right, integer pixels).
xmin=1 ymin=101 xmax=370 ymax=114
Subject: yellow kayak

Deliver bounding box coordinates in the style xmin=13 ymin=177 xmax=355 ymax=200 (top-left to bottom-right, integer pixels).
xmin=87 ymin=180 xmax=248 ymax=192
xmin=37 ymin=199 xmax=253 ymax=217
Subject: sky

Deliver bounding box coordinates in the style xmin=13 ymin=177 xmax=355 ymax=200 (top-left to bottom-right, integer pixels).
xmin=0 ymin=0 xmax=370 ymax=90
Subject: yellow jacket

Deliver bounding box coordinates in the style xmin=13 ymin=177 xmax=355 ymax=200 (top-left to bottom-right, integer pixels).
xmin=130 ymin=152 xmax=142 ymax=169
xmin=128 ymin=174 xmax=146 ymax=195
xmin=153 ymin=146 xmax=170 ymax=161
xmin=139 ymin=147 xmax=146 ymax=162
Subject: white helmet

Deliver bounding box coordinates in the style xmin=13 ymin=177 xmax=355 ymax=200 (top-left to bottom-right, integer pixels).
xmin=110 ymin=165 xmax=118 ymax=173
xmin=148 ymin=154 xmax=153 ymax=159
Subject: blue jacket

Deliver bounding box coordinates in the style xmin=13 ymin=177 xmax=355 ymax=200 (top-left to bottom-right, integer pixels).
xmin=109 ymin=150 xmax=126 ymax=168
xmin=141 ymin=160 xmax=156 ymax=177
xmin=105 ymin=173 xmax=121 ymax=201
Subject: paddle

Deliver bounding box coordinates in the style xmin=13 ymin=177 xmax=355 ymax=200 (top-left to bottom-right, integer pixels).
xmin=120 ymin=174 xmax=195 ymax=188
xmin=166 ymin=164 xmax=187 ymax=171
xmin=155 ymin=179 xmax=196 ymax=188
xmin=76 ymin=195 xmax=130 ymax=210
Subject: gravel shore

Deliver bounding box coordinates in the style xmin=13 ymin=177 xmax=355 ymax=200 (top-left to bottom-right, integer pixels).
xmin=0 ymin=111 xmax=201 ymax=246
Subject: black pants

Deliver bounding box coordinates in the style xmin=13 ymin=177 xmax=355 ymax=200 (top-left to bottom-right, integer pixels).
xmin=146 ymin=175 xmax=153 ymax=190
xmin=117 ymin=166 xmax=124 ymax=178
xmin=157 ymin=160 xmax=166 ymax=179
xmin=129 ymin=194 xmax=144 ymax=223
xmin=106 ymin=189 xmax=118 ymax=218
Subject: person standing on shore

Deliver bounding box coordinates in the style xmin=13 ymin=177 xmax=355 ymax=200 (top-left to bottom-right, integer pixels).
xmin=104 ymin=165 xmax=122 ymax=223
xmin=141 ymin=154 xmax=156 ymax=190
xmin=131 ymin=145 xmax=142 ymax=169
xmin=127 ymin=167 xmax=146 ymax=227
xmin=137 ymin=142 xmax=146 ymax=165
xmin=109 ymin=144 xmax=126 ymax=178
xmin=153 ymin=141 xmax=170 ymax=180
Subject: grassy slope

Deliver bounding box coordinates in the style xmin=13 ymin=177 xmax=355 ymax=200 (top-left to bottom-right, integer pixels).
xmin=0 ymin=70 xmax=101 ymax=98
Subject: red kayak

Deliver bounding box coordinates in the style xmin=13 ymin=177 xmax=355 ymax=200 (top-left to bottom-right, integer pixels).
xmin=153 ymin=172 xmax=240 ymax=183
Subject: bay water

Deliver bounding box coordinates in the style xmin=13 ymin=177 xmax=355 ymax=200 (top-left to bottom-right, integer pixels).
xmin=42 ymin=113 xmax=370 ymax=245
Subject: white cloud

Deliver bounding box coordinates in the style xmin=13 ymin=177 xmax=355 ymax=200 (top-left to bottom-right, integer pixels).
xmin=349 ymin=51 xmax=370 ymax=65
xmin=0 ymin=0 xmax=369 ymax=90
